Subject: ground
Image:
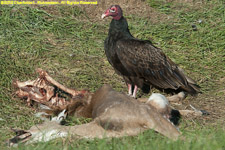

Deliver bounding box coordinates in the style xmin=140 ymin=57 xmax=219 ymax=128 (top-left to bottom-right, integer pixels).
xmin=0 ymin=0 xmax=224 ymax=149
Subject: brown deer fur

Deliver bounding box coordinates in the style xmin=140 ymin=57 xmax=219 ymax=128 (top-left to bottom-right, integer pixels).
xmin=9 ymin=85 xmax=181 ymax=146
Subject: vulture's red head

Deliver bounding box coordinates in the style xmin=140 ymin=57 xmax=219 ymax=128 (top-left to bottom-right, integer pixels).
xmin=101 ymin=5 xmax=123 ymax=20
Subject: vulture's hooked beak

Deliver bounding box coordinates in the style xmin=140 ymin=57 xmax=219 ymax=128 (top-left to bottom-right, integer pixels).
xmin=101 ymin=13 xmax=106 ymax=19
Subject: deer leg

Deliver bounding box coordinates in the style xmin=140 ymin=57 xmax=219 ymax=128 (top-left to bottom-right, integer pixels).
xmin=167 ymin=92 xmax=186 ymax=103
xmin=138 ymin=92 xmax=187 ymax=104
xmin=178 ymin=105 xmax=209 ymax=116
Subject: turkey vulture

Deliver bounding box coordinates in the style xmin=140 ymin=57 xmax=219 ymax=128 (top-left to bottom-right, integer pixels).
xmin=102 ymin=5 xmax=200 ymax=98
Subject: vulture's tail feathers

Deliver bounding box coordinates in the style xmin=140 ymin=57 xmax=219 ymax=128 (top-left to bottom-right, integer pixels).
xmin=178 ymin=67 xmax=201 ymax=95
xmin=182 ymin=82 xmax=201 ymax=95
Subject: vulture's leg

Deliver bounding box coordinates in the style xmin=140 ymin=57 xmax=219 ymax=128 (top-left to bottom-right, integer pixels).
xmin=128 ymin=84 xmax=132 ymax=96
xmin=132 ymin=85 xmax=138 ymax=98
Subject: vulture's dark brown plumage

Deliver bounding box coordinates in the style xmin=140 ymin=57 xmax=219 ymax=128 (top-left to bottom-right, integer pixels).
xmin=102 ymin=5 xmax=200 ymax=96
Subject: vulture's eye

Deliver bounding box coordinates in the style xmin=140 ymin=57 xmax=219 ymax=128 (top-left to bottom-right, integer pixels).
xmin=110 ymin=8 xmax=116 ymax=13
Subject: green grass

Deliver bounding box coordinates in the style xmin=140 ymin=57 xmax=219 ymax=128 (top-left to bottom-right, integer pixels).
xmin=0 ymin=0 xmax=224 ymax=149
xmin=10 ymin=126 xmax=225 ymax=150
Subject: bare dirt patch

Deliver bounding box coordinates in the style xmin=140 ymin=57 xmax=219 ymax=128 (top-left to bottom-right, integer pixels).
xmin=170 ymin=93 xmax=225 ymax=126
xmin=25 ymin=0 xmax=168 ymax=23
xmin=80 ymin=0 xmax=168 ymax=22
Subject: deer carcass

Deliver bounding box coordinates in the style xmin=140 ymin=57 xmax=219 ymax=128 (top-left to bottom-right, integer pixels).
xmin=9 ymin=69 xmax=207 ymax=146
xmin=9 ymin=85 xmax=181 ymax=146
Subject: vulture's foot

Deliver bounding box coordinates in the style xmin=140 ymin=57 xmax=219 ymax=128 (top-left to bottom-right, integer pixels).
xmin=127 ymin=84 xmax=138 ymax=99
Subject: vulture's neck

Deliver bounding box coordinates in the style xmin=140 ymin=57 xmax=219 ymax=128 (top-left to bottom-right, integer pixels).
xmin=108 ymin=16 xmax=133 ymax=40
